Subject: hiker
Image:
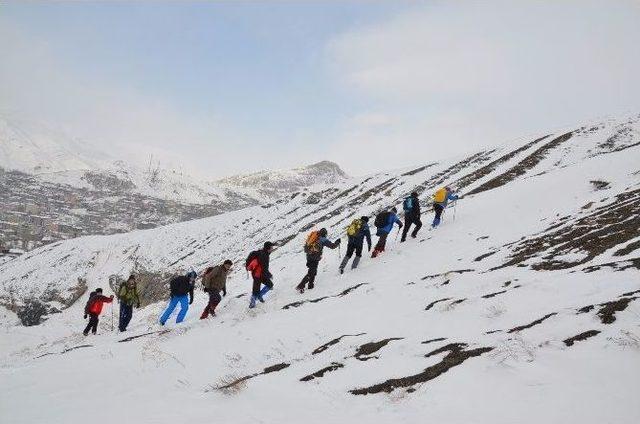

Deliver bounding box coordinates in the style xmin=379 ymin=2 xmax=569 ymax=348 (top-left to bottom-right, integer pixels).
xmin=400 ymin=192 xmax=422 ymax=242
xmin=432 ymin=186 xmax=459 ymax=228
xmin=339 ymin=216 xmax=372 ymax=273
xmin=296 ymin=228 xmax=341 ymax=293
xmin=200 ymin=260 xmax=232 ymax=319
xmin=83 ymin=288 xmax=114 ymax=336
xmin=246 ymin=242 xmax=275 ymax=309
xmin=117 ymin=275 xmax=140 ymax=332
xmin=159 ymin=271 xmax=196 ymax=325
xmin=372 ymin=207 xmax=403 ymax=258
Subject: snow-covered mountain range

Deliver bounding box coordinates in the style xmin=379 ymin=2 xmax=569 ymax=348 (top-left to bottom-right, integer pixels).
xmin=1 ymin=114 xmax=639 ymax=423
xmin=0 ymin=116 xmax=349 ymax=248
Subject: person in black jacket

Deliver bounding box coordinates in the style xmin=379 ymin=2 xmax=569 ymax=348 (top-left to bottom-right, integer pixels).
xmin=159 ymin=271 xmax=196 ymax=325
xmin=296 ymin=228 xmax=341 ymax=293
xmin=401 ymin=191 xmax=422 ymax=242
xmin=246 ymin=242 xmax=275 ymax=309
xmin=339 ymin=216 xmax=372 ymax=273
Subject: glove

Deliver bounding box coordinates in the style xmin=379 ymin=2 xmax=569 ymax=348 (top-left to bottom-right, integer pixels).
xmin=136 ymin=302 xmax=140 ymax=309
xmin=222 ymin=289 xmax=227 ymax=297
xmin=189 ymin=296 xmax=193 ymax=305
xmin=84 ymin=314 xmax=87 ymax=319
xmin=398 ymin=222 xmax=404 ymax=228
xmin=368 ymin=245 xmax=371 ymax=252
xmin=335 ymin=239 xmax=341 ymax=245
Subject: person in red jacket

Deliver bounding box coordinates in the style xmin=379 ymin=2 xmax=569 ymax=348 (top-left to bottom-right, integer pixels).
xmin=83 ymin=288 xmax=114 ymax=336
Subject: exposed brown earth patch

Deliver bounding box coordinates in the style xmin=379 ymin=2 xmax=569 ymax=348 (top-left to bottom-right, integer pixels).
xmin=495 ymin=188 xmax=640 ymax=271
xmin=282 ymin=283 xmax=368 ymax=310
xmin=596 ymin=297 xmax=637 ymax=324
xmin=467 ymin=132 xmax=573 ymax=195
xmin=508 ymin=313 xmax=557 ymax=333
xmin=300 ymin=363 xmax=344 ymax=382
xmin=425 ymin=298 xmax=452 ymax=311
xmin=482 ymin=290 xmax=508 ymax=299
xmin=350 ymin=343 xmax=493 ymax=395
xmin=354 ymin=338 xmax=404 ymax=361
xmin=421 ymin=337 xmax=447 ymax=345
xmin=564 ymin=330 xmax=601 ymax=346
xmin=312 ymin=333 xmax=366 ymax=355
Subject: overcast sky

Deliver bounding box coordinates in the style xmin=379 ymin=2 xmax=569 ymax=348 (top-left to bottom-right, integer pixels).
xmin=1 ymin=0 xmax=639 ymax=179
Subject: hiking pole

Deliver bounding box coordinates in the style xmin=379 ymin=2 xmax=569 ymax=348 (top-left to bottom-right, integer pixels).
xmin=453 ymin=200 xmax=458 ymax=222
xmin=111 ymin=302 xmax=114 ymax=332
xmin=395 ymin=226 xmax=400 ymax=241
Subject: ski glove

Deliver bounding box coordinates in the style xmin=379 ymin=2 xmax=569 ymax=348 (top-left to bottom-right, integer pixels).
xmin=189 ymin=296 xmax=193 ymax=305
xmin=84 ymin=314 xmax=87 ymax=319
xmin=136 ymin=302 xmax=140 ymax=309
xmin=222 ymin=288 xmax=227 ymax=297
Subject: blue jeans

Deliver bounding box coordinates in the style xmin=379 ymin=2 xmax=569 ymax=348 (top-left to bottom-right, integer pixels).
xmin=160 ymin=295 xmax=189 ymax=324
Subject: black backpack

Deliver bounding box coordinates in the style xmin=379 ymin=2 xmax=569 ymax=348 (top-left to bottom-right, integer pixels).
xmin=374 ymin=211 xmax=391 ymax=228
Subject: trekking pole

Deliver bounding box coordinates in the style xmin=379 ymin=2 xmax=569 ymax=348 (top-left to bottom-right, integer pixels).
xmin=453 ymin=200 xmax=458 ymax=222
xmin=395 ymin=226 xmax=400 ymax=241
xmin=111 ymin=302 xmax=114 ymax=332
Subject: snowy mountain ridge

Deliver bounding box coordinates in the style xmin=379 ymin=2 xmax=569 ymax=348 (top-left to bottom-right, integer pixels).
xmin=0 ymin=113 xmax=639 ymax=424
xmin=0 ymin=115 xmax=349 ymax=205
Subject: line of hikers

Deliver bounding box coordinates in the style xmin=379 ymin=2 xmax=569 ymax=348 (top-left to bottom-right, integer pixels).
xmin=82 ymin=187 xmax=458 ymax=334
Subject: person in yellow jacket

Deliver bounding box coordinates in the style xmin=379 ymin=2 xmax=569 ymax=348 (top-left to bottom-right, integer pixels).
xmin=117 ymin=275 xmax=140 ymax=332
xmin=432 ymin=186 xmax=459 ymax=228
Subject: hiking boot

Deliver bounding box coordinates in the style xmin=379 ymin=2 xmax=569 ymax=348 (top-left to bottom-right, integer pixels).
xmin=339 ymin=267 xmax=344 ymax=274
xmin=371 ymin=249 xmax=379 ymax=258
xmin=83 ymin=331 xmax=89 ymax=336
xmin=256 ymin=294 xmax=265 ymax=303
xmin=308 ymin=283 xmax=314 ymax=290
xmin=297 ymin=286 xmax=305 ymax=294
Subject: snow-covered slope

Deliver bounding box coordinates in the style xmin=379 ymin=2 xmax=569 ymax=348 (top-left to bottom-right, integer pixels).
xmin=1 ymin=114 xmax=639 ymax=424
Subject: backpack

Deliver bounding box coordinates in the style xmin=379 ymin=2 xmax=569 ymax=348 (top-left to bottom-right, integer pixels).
xmin=403 ymin=197 xmax=413 ymax=212
xmin=201 ymin=266 xmax=215 ymax=290
xmin=84 ymin=292 xmax=98 ymax=315
xmin=434 ymin=188 xmax=447 ymax=203
xmin=374 ymin=211 xmax=391 ymax=228
xmin=304 ymin=231 xmax=321 ymax=254
xmin=346 ymin=219 xmax=363 ymax=237
xmin=245 ymin=250 xmax=260 ymax=270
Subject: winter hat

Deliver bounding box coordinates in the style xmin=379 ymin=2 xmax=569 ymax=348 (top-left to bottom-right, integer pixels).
xmin=187 ymin=270 xmax=197 ymax=280
xmin=360 ymin=216 xmax=369 ymax=223
xmin=128 ymin=275 xmax=136 ymax=281
xmin=223 ymin=259 xmax=233 ymax=266
xmin=95 ymin=288 xmax=103 ymax=293
xmin=319 ymin=228 xmax=328 ymax=237
xmin=391 ymin=207 xmax=398 ymax=213
xmin=264 ymin=241 xmax=275 ymax=250
xmin=411 ymin=191 xmax=418 ymax=197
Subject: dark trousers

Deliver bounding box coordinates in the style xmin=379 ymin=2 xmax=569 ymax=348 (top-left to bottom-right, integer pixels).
xmin=433 ymin=204 xmax=445 ymax=226
xmin=119 ymin=303 xmax=133 ymax=331
xmin=200 ymin=290 xmax=222 ymax=319
xmin=345 ymin=242 xmax=363 ymax=258
xmin=401 ymin=214 xmax=422 ymax=240
xmin=340 ymin=242 xmax=363 ymax=270
xmin=83 ymin=313 xmax=99 ymax=335
xmin=374 ymin=233 xmax=389 ymax=252
xmin=297 ymin=257 xmax=320 ymax=290
xmin=252 ymin=277 xmax=274 ymax=297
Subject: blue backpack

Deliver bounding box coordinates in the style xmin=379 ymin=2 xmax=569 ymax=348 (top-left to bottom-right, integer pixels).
xmin=403 ymin=197 xmax=413 ymax=212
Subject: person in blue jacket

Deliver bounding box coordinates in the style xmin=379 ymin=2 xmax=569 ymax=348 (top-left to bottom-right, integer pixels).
xmin=432 ymin=186 xmax=459 ymax=228
xmin=159 ymin=270 xmax=196 ymax=325
xmin=296 ymin=228 xmax=340 ymax=293
xmin=372 ymin=207 xmax=403 ymax=258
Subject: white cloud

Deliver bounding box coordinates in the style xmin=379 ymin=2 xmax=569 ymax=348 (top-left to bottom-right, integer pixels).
xmin=327 ymin=0 xmax=640 ymax=174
